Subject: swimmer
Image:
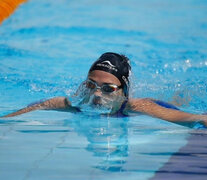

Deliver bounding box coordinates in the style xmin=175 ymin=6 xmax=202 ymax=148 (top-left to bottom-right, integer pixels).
xmin=1 ymin=52 xmax=207 ymax=127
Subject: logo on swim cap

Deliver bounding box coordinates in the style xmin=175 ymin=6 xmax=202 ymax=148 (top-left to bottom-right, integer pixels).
xmin=102 ymin=60 xmax=116 ymax=67
xmin=96 ymin=60 xmax=118 ymax=72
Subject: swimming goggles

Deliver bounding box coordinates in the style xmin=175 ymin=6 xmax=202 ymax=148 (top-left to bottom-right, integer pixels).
xmin=85 ymin=79 xmax=122 ymax=94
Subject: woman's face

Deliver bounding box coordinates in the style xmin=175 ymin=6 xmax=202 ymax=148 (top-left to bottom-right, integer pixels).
xmin=80 ymin=70 xmax=126 ymax=113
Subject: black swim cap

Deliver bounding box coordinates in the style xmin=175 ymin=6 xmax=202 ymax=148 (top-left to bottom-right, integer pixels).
xmin=89 ymin=52 xmax=131 ymax=96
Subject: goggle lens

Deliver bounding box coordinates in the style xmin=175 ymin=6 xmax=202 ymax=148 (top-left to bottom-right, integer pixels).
xmin=102 ymin=84 xmax=118 ymax=93
xmin=86 ymin=80 xmax=96 ymax=89
xmin=85 ymin=80 xmax=120 ymax=93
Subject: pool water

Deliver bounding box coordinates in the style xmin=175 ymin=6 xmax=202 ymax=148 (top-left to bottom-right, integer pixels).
xmin=0 ymin=0 xmax=207 ymax=179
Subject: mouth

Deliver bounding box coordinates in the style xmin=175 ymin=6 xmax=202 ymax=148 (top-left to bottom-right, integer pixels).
xmin=78 ymin=95 xmax=114 ymax=114
xmin=85 ymin=94 xmax=116 ymax=109
xmin=92 ymin=97 xmax=103 ymax=106
xmin=91 ymin=95 xmax=113 ymax=108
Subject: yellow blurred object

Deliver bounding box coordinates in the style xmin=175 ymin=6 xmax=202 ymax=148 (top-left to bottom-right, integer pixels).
xmin=0 ymin=0 xmax=27 ymax=25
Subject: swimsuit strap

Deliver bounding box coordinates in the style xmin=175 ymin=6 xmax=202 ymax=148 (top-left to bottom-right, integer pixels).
xmin=113 ymin=100 xmax=128 ymax=117
xmin=152 ymin=99 xmax=179 ymax=110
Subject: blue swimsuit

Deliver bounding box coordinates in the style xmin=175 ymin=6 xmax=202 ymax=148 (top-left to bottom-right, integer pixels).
xmin=152 ymin=99 xmax=180 ymax=110
xmin=113 ymin=100 xmax=128 ymax=117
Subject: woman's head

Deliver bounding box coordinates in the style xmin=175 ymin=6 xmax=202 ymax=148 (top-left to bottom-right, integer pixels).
xmin=89 ymin=52 xmax=131 ymax=97
xmin=75 ymin=52 xmax=131 ymax=114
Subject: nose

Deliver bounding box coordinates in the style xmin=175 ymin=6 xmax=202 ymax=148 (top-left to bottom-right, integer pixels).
xmin=92 ymin=88 xmax=102 ymax=105
xmin=93 ymin=88 xmax=102 ymax=97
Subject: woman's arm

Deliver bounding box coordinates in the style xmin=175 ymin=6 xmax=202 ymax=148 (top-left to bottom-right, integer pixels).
xmin=1 ymin=97 xmax=79 ymax=118
xmin=126 ymin=98 xmax=207 ymax=127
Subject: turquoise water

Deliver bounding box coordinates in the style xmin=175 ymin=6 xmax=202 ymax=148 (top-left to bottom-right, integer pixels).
xmin=0 ymin=0 xmax=207 ymax=179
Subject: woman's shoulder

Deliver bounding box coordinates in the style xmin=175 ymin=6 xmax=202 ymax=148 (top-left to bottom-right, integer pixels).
xmin=124 ymin=98 xmax=154 ymax=113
